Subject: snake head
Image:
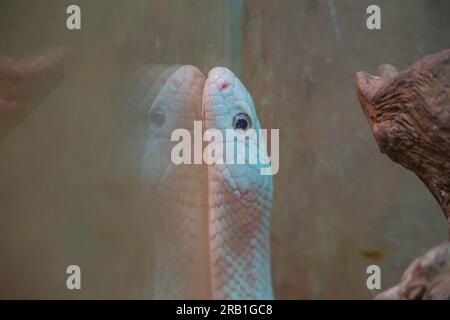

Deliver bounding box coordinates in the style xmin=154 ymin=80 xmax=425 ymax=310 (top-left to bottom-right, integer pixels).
xmin=141 ymin=65 xmax=205 ymax=189
xmin=202 ymin=67 xmax=261 ymax=133
xmin=117 ymin=64 xmax=205 ymax=190
xmin=202 ymin=67 xmax=272 ymax=198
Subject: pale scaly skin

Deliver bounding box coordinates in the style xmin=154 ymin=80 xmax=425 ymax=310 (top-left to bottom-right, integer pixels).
xmin=127 ymin=65 xmax=210 ymax=299
xmin=202 ymin=67 xmax=274 ymax=299
xmin=124 ymin=65 xmax=273 ymax=299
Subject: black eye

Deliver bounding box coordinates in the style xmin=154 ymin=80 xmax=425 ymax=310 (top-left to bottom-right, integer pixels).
xmin=149 ymin=108 xmax=165 ymax=126
xmin=233 ymin=113 xmax=251 ymax=130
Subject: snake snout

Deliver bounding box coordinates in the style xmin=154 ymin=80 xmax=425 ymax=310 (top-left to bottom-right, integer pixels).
xmin=207 ymin=67 xmax=235 ymax=94
xmin=172 ymin=65 xmax=204 ymax=88
xmin=207 ymin=66 xmax=232 ymax=80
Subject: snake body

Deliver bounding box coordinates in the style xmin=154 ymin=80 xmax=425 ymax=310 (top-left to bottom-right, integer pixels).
xmin=124 ymin=65 xmax=273 ymax=299
xmin=203 ymin=67 xmax=273 ymax=299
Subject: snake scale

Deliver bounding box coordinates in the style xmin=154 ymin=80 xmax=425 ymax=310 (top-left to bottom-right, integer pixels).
xmin=122 ymin=65 xmax=273 ymax=299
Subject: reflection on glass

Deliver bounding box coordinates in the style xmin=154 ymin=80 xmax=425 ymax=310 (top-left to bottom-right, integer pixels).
xmin=113 ymin=65 xmax=209 ymax=299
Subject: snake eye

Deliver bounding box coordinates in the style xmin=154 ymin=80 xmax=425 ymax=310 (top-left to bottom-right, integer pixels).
xmin=149 ymin=107 xmax=165 ymax=127
xmin=232 ymin=113 xmax=251 ymax=130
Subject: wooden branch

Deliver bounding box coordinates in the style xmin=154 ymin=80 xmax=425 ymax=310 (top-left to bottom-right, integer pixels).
xmin=356 ymin=49 xmax=450 ymax=300
xmin=355 ymin=49 xmax=450 ymax=236
xmin=375 ymin=241 xmax=450 ymax=300
xmin=0 ymin=47 xmax=67 ymax=140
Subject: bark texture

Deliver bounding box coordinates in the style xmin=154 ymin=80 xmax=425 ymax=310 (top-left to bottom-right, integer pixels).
xmin=356 ymin=49 xmax=450 ymax=232
xmin=375 ymin=241 xmax=450 ymax=300
xmin=356 ymin=49 xmax=450 ymax=300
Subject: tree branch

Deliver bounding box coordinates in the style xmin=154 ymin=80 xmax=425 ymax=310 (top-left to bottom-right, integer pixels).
xmin=0 ymin=47 xmax=67 ymax=140
xmin=356 ymin=49 xmax=450 ymax=300
xmin=356 ymin=49 xmax=450 ymax=236
xmin=375 ymin=241 xmax=450 ymax=300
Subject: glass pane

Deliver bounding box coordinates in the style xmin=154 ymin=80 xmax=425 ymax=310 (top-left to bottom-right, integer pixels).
xmin=0 ymin=0 xmax=448 ymax=299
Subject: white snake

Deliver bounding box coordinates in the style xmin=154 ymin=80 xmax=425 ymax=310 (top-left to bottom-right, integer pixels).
xmin=124 ymin=65 xmax=273 ymax=299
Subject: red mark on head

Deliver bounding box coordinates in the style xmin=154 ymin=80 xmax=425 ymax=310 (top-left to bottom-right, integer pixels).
xmin=220 ymin=82 xmax=229 ymax=91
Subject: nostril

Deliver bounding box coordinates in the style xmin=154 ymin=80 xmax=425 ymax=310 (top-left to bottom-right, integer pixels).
xmin=220 ymin=82 xmax=230 ymax=91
